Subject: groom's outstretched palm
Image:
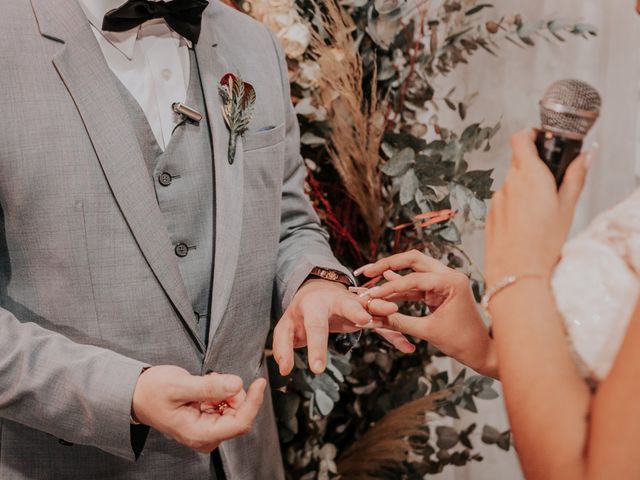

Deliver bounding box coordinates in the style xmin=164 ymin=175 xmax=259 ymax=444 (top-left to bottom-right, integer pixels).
xmin=272 ymin=279 xmax=414 ymax=376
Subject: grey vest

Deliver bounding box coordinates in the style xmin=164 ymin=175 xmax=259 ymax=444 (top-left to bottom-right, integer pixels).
xmin=115 ymin=50 xmax=215 ymax=345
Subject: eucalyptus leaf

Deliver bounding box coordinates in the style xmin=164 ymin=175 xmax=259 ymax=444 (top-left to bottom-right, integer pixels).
xmin=436 ymin=426 xmax=459 ymax=449
xmin=315 ymin=389 xmax=335 ymax=416
xmin=439 ymin=224 xmax=461 ymax=243
xmin=374 ymin=0 xmax=402 ymax=14
xmin=458 ymin=102 xmax=467 ymax=120
xmin=328 ymin=352 xmax=352 ymax=376
xmin=476 ymin=386 xmax=500 ymax=400
xmin=415 ymin=188 xmax=430 ymax=213
xmin=400 ymin=169 xmax=419 ymax=205
xmin=294 ymin=97 xmax=319 ymax=116
xmin=470 ymin=197 xmax=487 ymax=221
xmin=481 ymin=425 xmax=501 ymax=444
xmin=444 ymin=98 xmax=457 ymax=111
xmin=497 ymin=432 xmax=512 ymax=451
xmin=460 ymin=123 xmax=480 ymax=149
xmin=300 ymin=132 xmax=326 ymax=146
xmin=309 ymin=374 xmax=341 ymax=402
xmin=450 ymin=183 xmax=475 ymax=219
xmin=326 ymin=360 xmax=345 ymax=383
xmin=378 ymin=57 xmax=397 ymax=81
xmin=465 ymin=3 xmax=494 ymax=16
xmin=366 ymin=6 xmax=401 ymax=49
xmin=381 ymin=147 xmax=416 ymax=177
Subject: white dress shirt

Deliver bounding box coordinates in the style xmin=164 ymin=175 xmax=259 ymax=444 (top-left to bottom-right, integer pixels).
xmin=78 ymin=0 xmax=192 ymax=151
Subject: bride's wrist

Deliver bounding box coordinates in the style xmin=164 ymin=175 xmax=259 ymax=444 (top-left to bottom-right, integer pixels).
xmin=489 ymin=275 xmax=552 ymax=322
xmin=483 ymin=273 xmax=550 ymax=316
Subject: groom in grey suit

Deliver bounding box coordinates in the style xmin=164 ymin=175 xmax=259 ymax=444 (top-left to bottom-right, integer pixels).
xmin=0 ymin=0 xmax=399 ymax=478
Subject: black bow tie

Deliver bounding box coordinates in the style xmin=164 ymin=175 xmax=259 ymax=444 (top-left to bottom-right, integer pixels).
xmin=102 ymin=0 xmax=209 ymax=44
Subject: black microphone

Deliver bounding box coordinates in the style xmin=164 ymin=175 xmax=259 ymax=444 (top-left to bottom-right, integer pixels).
xmin=535 ymin=79 xmax=601 ymax=187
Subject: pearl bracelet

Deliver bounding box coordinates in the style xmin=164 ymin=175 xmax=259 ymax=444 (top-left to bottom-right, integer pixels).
xmin=481 ymin=273 xmax=547 ymax=318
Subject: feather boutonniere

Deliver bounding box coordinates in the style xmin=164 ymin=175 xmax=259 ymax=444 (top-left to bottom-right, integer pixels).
xmin=218 ymin=73 xmax=256 ymax=164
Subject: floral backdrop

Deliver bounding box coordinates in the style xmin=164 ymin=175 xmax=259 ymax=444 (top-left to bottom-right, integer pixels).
xmin=225 ymin=0 xmax=595 ymax=478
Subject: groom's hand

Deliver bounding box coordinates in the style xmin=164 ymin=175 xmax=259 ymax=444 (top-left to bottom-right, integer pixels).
xmin=273 ymin=279 xmax=405 ymax=375
xmin=131 ymin=366 xmax=266 ymax=453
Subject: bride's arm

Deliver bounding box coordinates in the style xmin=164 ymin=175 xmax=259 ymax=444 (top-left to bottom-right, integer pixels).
xmin=485 ymin=129 xmax=593 ymax=479
xmin=493 ymin=280 xmax=640 ymax=480
xmin=489 ymin=130 xmax=640 ymax=478
xmin=585 ymin=296 xmax=640 ymax=479
xmin=490 ymin=280 xmax=591 ymax=479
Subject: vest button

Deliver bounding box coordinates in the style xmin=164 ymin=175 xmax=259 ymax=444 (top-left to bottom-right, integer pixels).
xmin=158 ymin=172 xmax=173 ymax=187
xmin=175 ymin=243 xmax=189 ymax=257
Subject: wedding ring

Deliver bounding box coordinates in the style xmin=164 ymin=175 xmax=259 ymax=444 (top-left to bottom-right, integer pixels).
xmin=214 ymin=401 xmax=229 ymax=415
xmin=366 ymin=297 xmax=374 ymax=314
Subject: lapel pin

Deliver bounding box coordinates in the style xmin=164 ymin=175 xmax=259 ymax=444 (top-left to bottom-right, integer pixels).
xmin=172 ymin=102 xmax=203 ymax=125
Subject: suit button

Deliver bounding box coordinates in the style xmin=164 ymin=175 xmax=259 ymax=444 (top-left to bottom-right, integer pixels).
xmin=158 ymin=172 xmax=173 ymax=186
xmin=175 ymin=243 xmax=189 ymax=257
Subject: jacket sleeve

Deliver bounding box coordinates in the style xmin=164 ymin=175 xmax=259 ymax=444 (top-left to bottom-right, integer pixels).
xmin=0 ymin=305 xmax=149 ymax=461
xmin=268 ymin=33 xmax=354 ymax=317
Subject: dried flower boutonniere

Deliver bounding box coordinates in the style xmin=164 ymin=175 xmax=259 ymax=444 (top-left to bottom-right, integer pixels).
xmin=218 ymin=73 xmax=256 ymax=164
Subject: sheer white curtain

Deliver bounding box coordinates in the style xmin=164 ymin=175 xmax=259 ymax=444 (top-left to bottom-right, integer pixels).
xmin=430 ymin=1 xmax=640 ymax=479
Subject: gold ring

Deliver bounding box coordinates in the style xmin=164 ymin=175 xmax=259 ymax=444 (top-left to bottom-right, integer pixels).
xmin=214 ymin=401 xmax=229 ymax=415
xmin=366 ymin=297 xmax=374 ymax=314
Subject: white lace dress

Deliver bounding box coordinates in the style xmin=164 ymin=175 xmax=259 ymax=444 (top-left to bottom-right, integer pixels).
xmin=552 ymin=188 xmax=640 ymax=381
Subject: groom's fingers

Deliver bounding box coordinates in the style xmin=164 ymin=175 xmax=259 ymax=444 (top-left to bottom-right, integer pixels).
xmin=302 ymin=306 xmax=330 ymax=374
xmin=333 ymin=295 xmax=398 ymax=326
xmin=196 ymin=380 xmax=267 ymax=449
xmin=176 ymin=372 xmax=243 ymax=404
xmin=206 ymin=378 xmax=267 ymax=444
xmin=334 ymin=295 xmax=372 ymax=326
xmin=225 ymin=387 xmax=247 ymax=409
xmin=272 ymin=315 xmax=295 ymax=376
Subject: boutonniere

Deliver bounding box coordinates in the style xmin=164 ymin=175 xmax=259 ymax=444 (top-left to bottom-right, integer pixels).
xmin=219 ymin=73 xmax=256 ymax=165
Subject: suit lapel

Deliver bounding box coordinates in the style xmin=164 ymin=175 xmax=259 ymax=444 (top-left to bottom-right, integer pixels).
xmin=31 ymin=0 xmax=205 ymax=352
xmin=195 ymin=4 xmax=246 ymax=351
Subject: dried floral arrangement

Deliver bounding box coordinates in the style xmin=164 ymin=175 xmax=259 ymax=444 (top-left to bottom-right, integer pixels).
xmin=227 ymin=0 xmax=596 ymax=478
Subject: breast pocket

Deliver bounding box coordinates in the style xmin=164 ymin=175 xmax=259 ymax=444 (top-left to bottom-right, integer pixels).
xmin=242 ymin=123 xmax=285 ymax=152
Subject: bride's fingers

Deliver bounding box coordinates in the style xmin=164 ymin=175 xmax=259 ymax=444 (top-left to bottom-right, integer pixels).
xmin=374 ymin=328 xmax=416 ymax=353
xmin=383 ymin=270 xmax=403 ymax=281
xmin=354 ymin=250 xmax=447 ymax=277
xmin=367 ymin=272 xmax=446 ymax=300
xmin=383 ymin=291 xmax=425 ymax=302
xmin=386 ymin=312 xmax=433 ymax=339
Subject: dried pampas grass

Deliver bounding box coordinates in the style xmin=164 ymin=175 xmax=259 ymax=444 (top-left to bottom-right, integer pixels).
xmin=336 ymin=390 xmax=452 ymax=479
xmin=307 ymin=0 xmax=387 ymax=246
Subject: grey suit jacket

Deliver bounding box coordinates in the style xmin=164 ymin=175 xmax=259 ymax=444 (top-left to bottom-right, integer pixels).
xmin=0 ymin=1 xmax=347 ymax=478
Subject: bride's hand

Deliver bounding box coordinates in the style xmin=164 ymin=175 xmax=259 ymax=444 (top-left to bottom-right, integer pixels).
xmin=485 ymin=129 xmax=591 ymax=286
xmin=355 ymin=251 xmax=497 ymax=378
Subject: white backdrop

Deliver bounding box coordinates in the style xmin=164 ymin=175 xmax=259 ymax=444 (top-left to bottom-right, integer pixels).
xmin=430 ymin=1 xmax=640 ymax=479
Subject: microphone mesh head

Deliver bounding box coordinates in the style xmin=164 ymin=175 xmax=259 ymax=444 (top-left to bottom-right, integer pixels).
xmin=540 ymin=79 xmax=601 ymax=140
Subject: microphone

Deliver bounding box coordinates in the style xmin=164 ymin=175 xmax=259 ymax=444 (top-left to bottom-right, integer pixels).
xmin=535 ymin=79 xmax=601 ymax=187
